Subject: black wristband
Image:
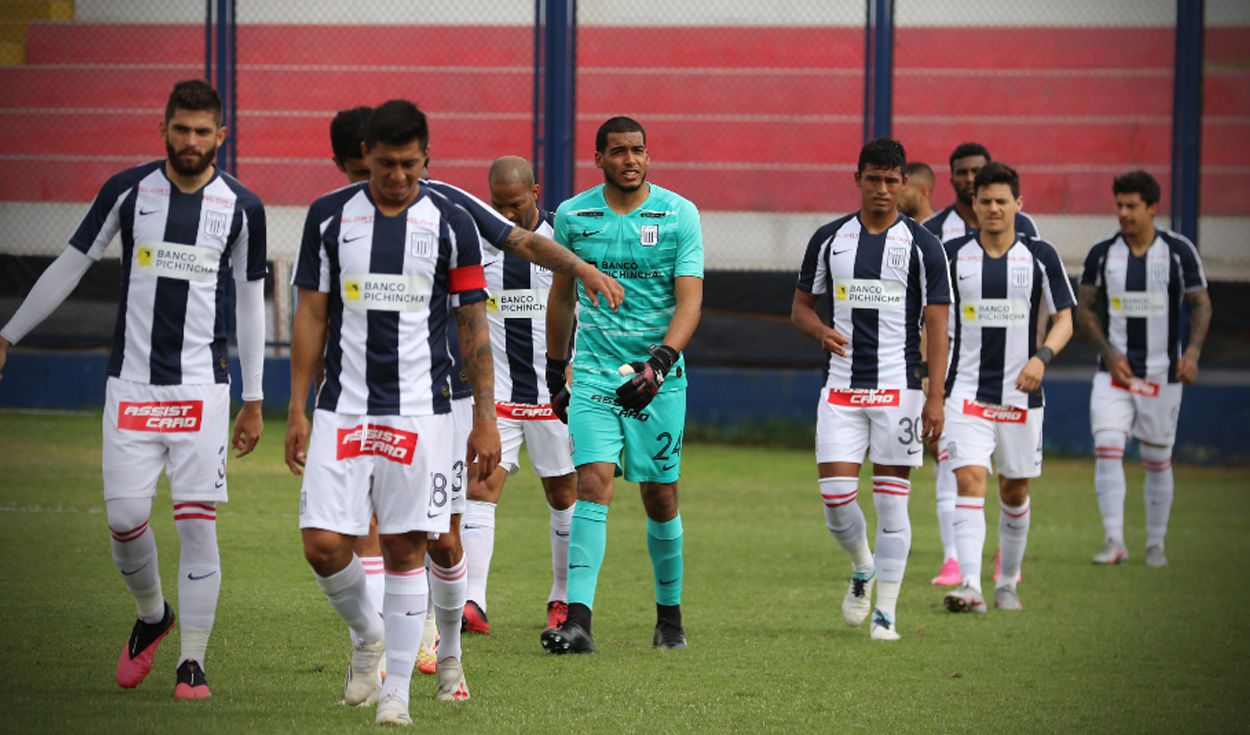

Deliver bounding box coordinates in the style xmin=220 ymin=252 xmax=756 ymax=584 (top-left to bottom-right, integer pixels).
xmin=1035 ymin=346 xmax=1054 ymax=365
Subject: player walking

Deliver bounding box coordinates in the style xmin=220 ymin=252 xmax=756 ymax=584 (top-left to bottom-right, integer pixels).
xmin=0 ymin=80 xmax=266 ymax=699
xmin=284 ymin=100 xmax=500 ymax=724
xmin=541 ymin=116 xmax=703 ymax=654
xmin=939 ymin=163 xmax=1074 ymax=614
xmin=1077 ymin=170 xmax=1211 ymax=568
xmin=791 ymin=137 xmax=950 ymax=641
xmin=459 ymin=156 xmax=578 ymax=634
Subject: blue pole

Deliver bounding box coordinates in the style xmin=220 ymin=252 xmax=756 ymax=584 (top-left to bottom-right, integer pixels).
xmin=539 ymin=0 xmax=576 ymax=211
xmin=863 ymin=0 xmax=894 ymax=142
xmin=228 ymin=0 xmax=237 ymax=176
xmin=215 ymin=0 xmax=230 ymax=174
xmin=204 ymin=0 xmax=212 ymax=83
xmin=533 ymin=0 xmax=543 ymax=173
xmin=1171 ymin=0 xmax=1203 ymax=242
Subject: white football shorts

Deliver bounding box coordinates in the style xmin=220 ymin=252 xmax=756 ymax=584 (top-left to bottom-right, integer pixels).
xmin=941 ymin=399 xmax=1044 ymax=479
xmin=102 ymin=377 xmax=230 ymax=503
xmin=496 ymin=401 xmax=576 ymax=478
xmin=449 ymin=397 xmax=471 ymax=515
xmin=298 ymin=409 xmax=453 ymax=536
xmin=816 ymin=387 xmax=926 ymax=468
xmin=1089 ymin=371 xmax=1182 ymax=447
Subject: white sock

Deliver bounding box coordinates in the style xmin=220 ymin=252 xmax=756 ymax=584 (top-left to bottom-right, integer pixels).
xmin=348 ymin=556 xmax=385 ymax=646
xmin=1141 ymin=445 xmax=1174 ymax=548
xmin=174 ymin=502 xmax=220 ymax=665
xmin=819 ymin=477 xmax=873 ymax=573
xmin=378 ymin=568 xmax=428 ymax=707
xmin=955 ymin=496 xmax=987 ymax=593
xmin=461 ymin=500 xmax=496 ymax=611
xmin=997 ymin=496 xmax=1030 ymax=588
xmin=935 ymin=452 xmax=958 ymax=560
xmin=106 ymin=497 xmax=164 ymax=623
xmin=871 ymin=476 xmax=912 ymax=619
xmin=548 ymin=502 xmax=573 ymax=603
xmin=1094 ymin=431 xmax=1127 ymax=544
xmin=314 ymin=557 xmax=383 ymax=645
xmin=428 ymin=557 xmax=467 ymax=662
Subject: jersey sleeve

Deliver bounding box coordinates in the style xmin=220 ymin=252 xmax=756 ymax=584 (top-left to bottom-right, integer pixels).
xmin=230 ymin=193 xmax=268 ymax=282
xmin=552 ymin=202 xmax=572 ymax=249
xmin=448 ymin=207 xmax=488 ymax=306
xmin=1036 ymin=240 xmax=1075 ymax=312
xmin=1171 ymin=233 xmax=1208 ymax=292
xmin=673 ymin=197 xmax=704 ymax=279
xmin=292 ymin=202 xmax=332 ymax=293
xmin=1017 ymin=211 xmax=1040 ymax=238
xmin=1080 ymin=242 xmax=1106 ymax=287
xmin=68 ymin=172 xmax=131 ymax=261
xmin=429 ymin=181 xmax=513 ymax=250
xmin=796 ymin=224 xmax=832 ymax=295
xmin=917 ymin=227 xmax=952 ymax=305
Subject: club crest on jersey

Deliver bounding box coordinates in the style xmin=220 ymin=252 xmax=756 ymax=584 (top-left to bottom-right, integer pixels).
xmin=640 ymin=225 xmax=659 ymax=246
xmin=1011 ymin=267 xmax=1030 ymax=288
xmin=887 ymin=246 xmax=906 ymax=269
xmin=1150 ymin=261 xmax=1169 ymax=283
xmin=410 ymin=232 xmax=434 ymax=258
xmin=203 ymin=210 xmax=228 ymax=237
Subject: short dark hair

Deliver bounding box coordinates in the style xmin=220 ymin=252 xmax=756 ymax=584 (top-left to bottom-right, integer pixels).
xmin=949 ymin=142 xmax=991 ymax=171
xmin=330 ymin=106 xmax=373 ymax=163
xmin=973 ymin=161 xmax=1020 ymax=198
xmin=595 ymin=116 xmax=646 ymax=152
xmin=906 ymin=161 xmax=934 ymax=182
xmin=857 ymin=137 xmax=907 ymax=175
xmin=164 ymin=79 xmax=222 ymax=125
xmin=365 ymin=99 xmax=429 ymax=150
xmin=1112 ymin=169 xmax=1161 ymax=206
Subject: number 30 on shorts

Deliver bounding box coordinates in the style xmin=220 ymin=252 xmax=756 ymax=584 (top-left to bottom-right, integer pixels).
xmin=897 ymin=416 xmax=922 ymax=446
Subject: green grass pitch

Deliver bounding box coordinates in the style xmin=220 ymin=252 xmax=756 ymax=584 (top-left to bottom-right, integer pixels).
xmin=1 ymin=411 xmax=1248 ymax=733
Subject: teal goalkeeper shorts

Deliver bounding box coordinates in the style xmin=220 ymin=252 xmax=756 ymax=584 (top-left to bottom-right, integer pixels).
xmin=568 ymin=385 xmax=686 ymax=484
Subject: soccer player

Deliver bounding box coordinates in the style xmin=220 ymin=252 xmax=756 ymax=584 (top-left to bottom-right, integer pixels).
xmin=923 ymin=142 xmax=1040 ymax=588
xmin=540 ymin=116 xmax=703 ymax=654
xmin=459 ymin=155 xmax=577 ymax=634
xmin=324 ymin=104 xmax=395 ymax=668
xmin=790 ymin=137 xmax=950 ymax=641
xmin=0 ymin=80 xmax=266 ymax=699
xmin=899 ymin=161 xmax=935 ymax=223
xmin=923 ymin=142 xmax=1040 ymax=243
xmin=284 ymin=100 xmax=501 ymax=724
xmin=939 ymin=163 xmax=1075 ymax=614
xmin=1077 ymin=170 xmax=1211 ymax=567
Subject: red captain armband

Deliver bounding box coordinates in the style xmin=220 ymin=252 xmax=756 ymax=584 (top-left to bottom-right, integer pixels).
xmin=448 ymin=264 xmax=487 ymax=293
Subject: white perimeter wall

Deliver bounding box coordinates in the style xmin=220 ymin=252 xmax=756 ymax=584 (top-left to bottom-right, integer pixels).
xmin=75 ymin=0 xmax=1250 ymax=26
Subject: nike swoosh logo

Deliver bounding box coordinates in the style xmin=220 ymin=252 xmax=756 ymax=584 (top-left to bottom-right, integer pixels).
xmin=405 ymin=610 xmax=423 ymax=616
xmin=121 ymin=564 xmax=147 ymax=576
xmin=554 ymin=530 xmax=570 ymax=537
xmin=959 ymin=274 xmax=975 ymax=280
xmin=139 ymin=208 xmax=162 ymax=216
xmin=831 ymin=248 xmax=850 ymax=256
xmin=907 ymin=448 xmax=921 ymax=454
xmin=953 ymin=520 xmax=967 ymax=527
xmin=187 ymin=570 xmax=218 ymax=581
xmin=882 ymin=528 xmax=905 ymax=534
xmin=1006 ymin=523 xmax=1026 ymax=530
xmin=658 ymin=577 xmax=679 ymax=585
xmin=428 ymin=510 xmax=441 ymax=518
xmin=344 ymin=234 xmax=366 ymax=243
xmin=462 ymin=523 xmax=481 ymax=530
xmin=582 ymin=229 xmax=603 ymax=237
xmin=661 ymin=463 xmax=678 ymax=471
xmin=214 ymin=480 xmax=225 ymax=489
xmin=569 ymin=564 xmax=589 ymax=569
xmin=481 ymin=259 xmax=499 ymax=269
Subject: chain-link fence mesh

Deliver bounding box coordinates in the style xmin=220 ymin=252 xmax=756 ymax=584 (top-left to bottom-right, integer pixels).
xmin=1202 ymin=4 xmax=1250 ymax=280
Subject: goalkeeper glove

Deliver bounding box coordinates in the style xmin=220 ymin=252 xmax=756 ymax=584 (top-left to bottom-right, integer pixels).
xmin=546 ymin=355 xmax=571 ymax=424
xmin=614 ymin=344 xmax=679 ymax=411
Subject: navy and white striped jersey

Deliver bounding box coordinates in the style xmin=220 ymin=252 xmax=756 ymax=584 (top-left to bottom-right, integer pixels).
xmin=423 ymin=179 xmax=515 ymax=401
xmin=69 ymin=160 xmax=266 ymax=386
xmin=292 ymin=183 xmax=487 ymax=416
xmin=923 ymin=205 xmax=1039 ymax=243
xmin=484 ymin=212 xmax=556 ymax=404
xmin=796 ymin=213 xmax=951 ymax=390
xmin=945 ymin=235 xmax=1075 ymax=409
xmin=1080 ymin=228 xmax=1206 ymax=383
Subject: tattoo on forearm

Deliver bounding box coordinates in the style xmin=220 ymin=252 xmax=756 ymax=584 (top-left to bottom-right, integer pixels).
xmin=1077 ymin=286 xmax=1115 ymax=357
xmin=456 ymin=305 xmax=495 ymax=411
xmin=503 ymin=228 xmax=584 ymax=277
xmin=1188 ymin=297 xmax=1212 ymax=352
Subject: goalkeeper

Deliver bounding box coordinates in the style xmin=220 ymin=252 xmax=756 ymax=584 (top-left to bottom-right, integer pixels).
xmin=541 ymin=116 xmax=704 ymax=655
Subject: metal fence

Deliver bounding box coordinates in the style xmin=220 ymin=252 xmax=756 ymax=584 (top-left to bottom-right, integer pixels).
xmin=1 ymin=0 xmax=1246 ymax=349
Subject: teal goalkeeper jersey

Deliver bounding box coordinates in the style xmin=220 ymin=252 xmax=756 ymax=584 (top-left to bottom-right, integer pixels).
xmin=554 ymin=182 xmax=704 ymax=392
